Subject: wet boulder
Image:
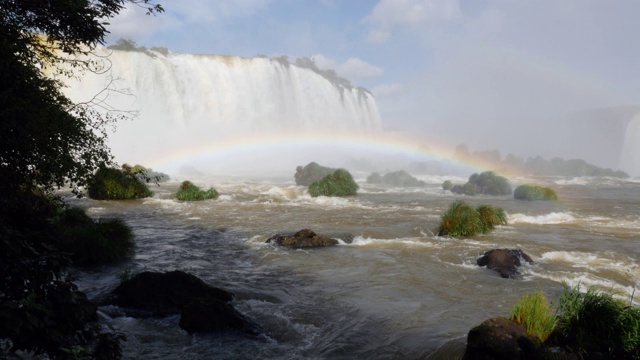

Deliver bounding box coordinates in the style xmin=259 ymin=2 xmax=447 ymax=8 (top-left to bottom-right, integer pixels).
xmin=105 ymin=270 xmax=256 ymax=334
xmin=266 ymin=229 xmax=339 ymax=248
xmin=462 ymin=317 xmax=538 ymax=360
xmin=476 ymin=249 xmax=533 ymax=279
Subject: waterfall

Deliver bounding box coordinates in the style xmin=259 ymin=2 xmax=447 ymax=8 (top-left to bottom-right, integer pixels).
xmin=621 ymin=113 xmax=640 ymax=177
xmin=63 ymin=49 xmax=382 ymax=175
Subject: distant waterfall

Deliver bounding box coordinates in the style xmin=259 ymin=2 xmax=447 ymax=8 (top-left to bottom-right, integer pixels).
xmin=621 ymin=114 xmax=640 ymax=177
xmin=63 ymin=49 xmax=382 ymax=174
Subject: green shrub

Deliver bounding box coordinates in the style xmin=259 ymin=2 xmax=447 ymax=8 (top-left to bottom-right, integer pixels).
xmin=294 ymin=162 xmax=336 ymax=186
xmin=514 ymin=184 xmax=558 ymax=201
xmin=510 ymin=292 xmax=557 ymax=343
xmin=554 ymin=284 xmax=640 ymax=358
xmin=55 ymin=207 xmax=135 ymax=265
xmin=469 ymin=171 xmax=512 ymax=195
xmin=88 ymin=166 xmax=153 ymax=200
xmin=442 ymin=180 xmax=453 ymax=191
xmin=176 ymin=181 xmax=219 ymax=201
xmin=436 ymin=200 xmax=507 ymax=237
xmin=381 ymin=170 xmax=425 ymax=187
xmin=122 ymin=163 xmax=170 ymax=183
xmin=308 ymin=169 xmax=359 ymax=197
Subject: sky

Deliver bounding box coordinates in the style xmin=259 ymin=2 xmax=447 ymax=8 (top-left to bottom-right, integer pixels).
xmin=106 ymin=0 xmax=640 ymax=173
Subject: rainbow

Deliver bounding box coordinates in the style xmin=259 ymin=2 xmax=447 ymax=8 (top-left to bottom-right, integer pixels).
xmin=135 ymin=130 xmax=508 ymax=176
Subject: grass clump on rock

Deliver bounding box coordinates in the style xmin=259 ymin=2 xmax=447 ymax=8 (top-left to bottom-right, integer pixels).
xmin=514 ymin=184 xmax=558 ymax=201
xmin=176 ymin=181 xmax=219 ymax=201
xmin=436 ymin=200 xmax=507 ymax=237
xmin=510 ymin=292 xmax=557 ymax=343
xmin=308 ymin=169 xmax=358 ymax=197
xmin=54 ymin=207 xmax=134 ymax=265
xmin=88 ymin=166 xmax=154 ymax=200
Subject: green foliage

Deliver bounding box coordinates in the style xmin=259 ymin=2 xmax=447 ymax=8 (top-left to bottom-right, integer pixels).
xmin=294 ymin=162 xmax=336 ymax=186
xmin=308 ymin=169 xmax=359 ymax=197
xmin=0 ymin=2 xmax=162 ymax=357
xmin=514 ymin=184 xmax=558 ymax=201
xmin=450 ymin=171 xmax=511 ymax=196
xmin=554 ymin=284 xmax=640 ymax=358
xmin=475 ymin=205 xmax=508 ymax=233
xmin=366 ymin=170 xmax=425 ymax=187
xmin=442 ymin=180 xmax=453 ymax=191
xmin=88 ymin=166 xmax=154 ymax=200
xmin=122 ymin=163 xmax=170 ymax=183
xmin=176 ymin=181 xmax=219 ymax=201
xmin=436 ymin=200 xmax=507 ymax=237
xmin=510 ymin=292 xmax=557 ymax=343
xmin=55 ymin=207 xmax=135 ymax=265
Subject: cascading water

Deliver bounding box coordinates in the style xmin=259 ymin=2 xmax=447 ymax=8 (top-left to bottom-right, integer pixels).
xmin=63 ymin=48 xmax=382 ymax=175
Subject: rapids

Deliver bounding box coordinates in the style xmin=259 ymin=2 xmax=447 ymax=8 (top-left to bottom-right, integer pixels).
xmin=66 ymin=174 xmax=640 ymax=359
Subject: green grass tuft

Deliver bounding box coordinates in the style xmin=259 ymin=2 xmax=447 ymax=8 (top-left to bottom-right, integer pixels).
xmin=436 ymin=200 xmax=507 ymax=237
xmin=308 ymin=169 xmax=359 ymax=197
xmin=510 ymin=292 xmax=557 ymax=343
xmin=176 ymin=181 xmax=219 ymax=201
xmin=554 ymin=284 xmax=640 ymax=358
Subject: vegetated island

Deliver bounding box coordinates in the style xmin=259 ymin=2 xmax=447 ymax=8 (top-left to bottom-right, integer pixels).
xmin=295 ymin=162 xmax=359 ymax=197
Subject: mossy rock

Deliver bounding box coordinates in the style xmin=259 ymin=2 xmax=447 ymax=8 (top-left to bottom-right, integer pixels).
xmin=514 ymin=184 xmax=558 ymax=201
xmin=308 ymin=169 xmax=358 ymax=197
xmin=176 ymin=181 xmax=219 ymax=201
xmin=442 ymin=180 xmax=454 ymax=191
xmin=367 ymin=170 xmax=425 ymax=187
xmin=266 ymin=229 xmax=339 ymax=248
xmin=294 ymin=162 xmax=336 ymax=186
xmin=88 ymin=166 xmax=153 ymax=200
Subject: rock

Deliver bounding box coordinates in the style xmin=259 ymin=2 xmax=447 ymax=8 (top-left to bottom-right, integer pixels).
xmin=462 ymin=318 xmax=538 ymax=360
xmin=108 ymin=270 xmax=233 ymax=316
xmin=105 ymin=270 xmax=257 ymax=334
xmin=476 ymin=249 xmax=533 ymax=279
xmin=179 ymin=297 xmax=256 ymax=335
xmin=294 ymin=162 xmax=336 ymax=186
xmin=266 ymin=229 xmax=339 ymax=248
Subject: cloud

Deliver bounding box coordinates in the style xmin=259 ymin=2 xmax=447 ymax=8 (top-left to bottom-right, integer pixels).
xmin=364 ymin=0 xmax=462 ymax=43
xmin=311 ymin=55 xmax=383 ymax=81
xmin=106 ymin=0 xmax=270 ymax=43
xmin=338 ymin=58 xmax=383 ymax=80
xmin=372 ymin=83 xmax=402 ymax=98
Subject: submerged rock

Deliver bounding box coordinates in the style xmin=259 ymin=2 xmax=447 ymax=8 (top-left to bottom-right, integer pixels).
xmin=105 ymin=270 xmax=256 ymax=334
xmin=266 ymin=229 xmax=340 ymax=248
xmin=476 ymin=249 xmax=533 ymax=279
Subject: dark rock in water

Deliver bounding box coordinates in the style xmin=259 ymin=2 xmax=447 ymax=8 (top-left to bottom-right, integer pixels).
xmin=266 ymin=229 xmax=339 ymax=248
xmin=476 ymin=249 xmax=533 ymax=279
xmin=179 ymin=297 xmax=256 ymax=334
xmin=109 ymin=270 xmax=233 ymax=316
xmin=462 ymin=317 xmax=538 ymax=360
xmin=105 ymin=270 xmax=257 ymax=334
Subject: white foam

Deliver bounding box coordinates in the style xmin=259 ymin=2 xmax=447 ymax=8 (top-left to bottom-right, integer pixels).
xmin=345 ymin=236 xmax=438 ymax=248
xmin=509 ymin=212 xmax=575 ymax=224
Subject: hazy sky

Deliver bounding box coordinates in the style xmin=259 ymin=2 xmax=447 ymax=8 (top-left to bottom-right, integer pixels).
xmin=107 ymin=0 xmax=640 ymax=169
